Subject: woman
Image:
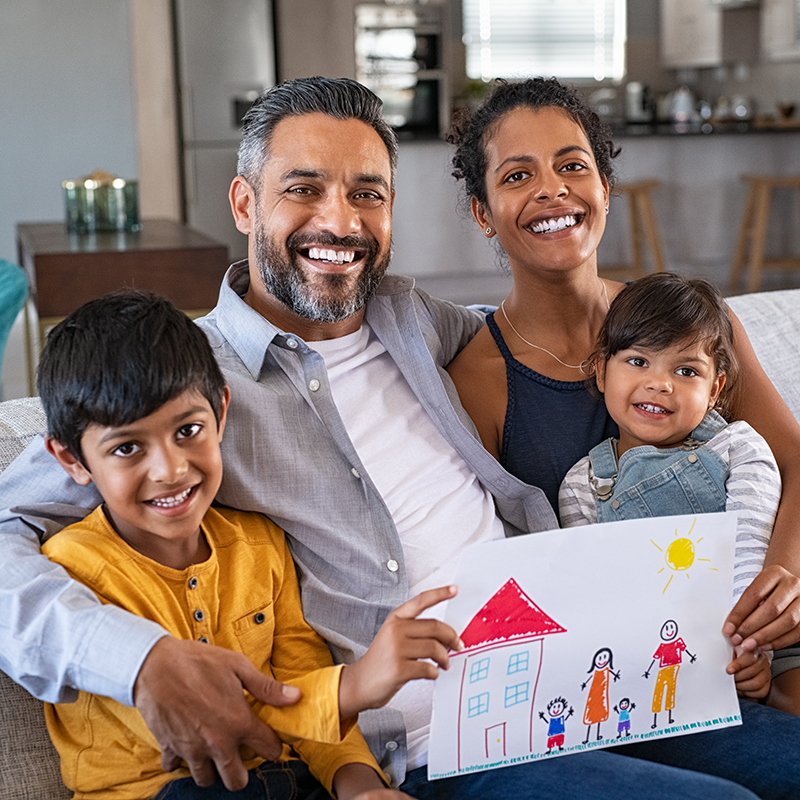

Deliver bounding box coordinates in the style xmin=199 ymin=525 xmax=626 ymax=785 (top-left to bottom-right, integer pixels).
xmin=445 ymin=78 xmax=800 ymax=717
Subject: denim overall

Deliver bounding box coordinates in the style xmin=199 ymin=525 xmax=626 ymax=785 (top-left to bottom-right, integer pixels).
xmin=588 ymin=410 xmax=729 ymax=523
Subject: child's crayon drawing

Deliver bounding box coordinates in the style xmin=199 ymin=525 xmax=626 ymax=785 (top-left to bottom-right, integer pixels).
xmin=428 ymin=512 xmax=742 ymax=780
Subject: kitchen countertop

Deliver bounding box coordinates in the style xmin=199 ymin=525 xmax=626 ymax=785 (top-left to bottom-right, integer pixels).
xmin=612 ymin=118 xmax=800 ymax=137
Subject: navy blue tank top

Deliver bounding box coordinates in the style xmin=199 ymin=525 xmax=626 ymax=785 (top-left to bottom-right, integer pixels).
xmin=487 ymin=312 xmax=619 ymax=516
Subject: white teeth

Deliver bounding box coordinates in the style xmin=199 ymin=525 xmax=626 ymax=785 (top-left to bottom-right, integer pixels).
xmin=149 ymin=487 xmax=192 ymax=508
xmin=530 ymin=215 xmax=578 ymax=234
xmin=637 ymin=403 xmax=669 ymax=414
xmin=307 ymin=247 xmax=355 ymax=264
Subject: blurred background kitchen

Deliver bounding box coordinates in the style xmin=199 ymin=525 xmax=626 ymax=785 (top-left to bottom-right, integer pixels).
xmin=1 ymin=0 xmax=799 ymax=400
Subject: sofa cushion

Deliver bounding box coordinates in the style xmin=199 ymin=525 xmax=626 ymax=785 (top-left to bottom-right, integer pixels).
xmin=0 ymin=396 xmax=46 ymax=473
xmin=728 ymin=288 xmax=800 ymax=423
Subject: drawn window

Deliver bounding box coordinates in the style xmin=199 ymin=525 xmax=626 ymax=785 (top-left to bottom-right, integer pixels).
xmin=468 ymin=692 xmax=490 ymax=717
xmin=507 ymin=651 xmax=529 ymax=675
xmin=504 ymin=681 xmax=530 ymax=707
xmin=470 ymin=658 xmax=490 ymax=683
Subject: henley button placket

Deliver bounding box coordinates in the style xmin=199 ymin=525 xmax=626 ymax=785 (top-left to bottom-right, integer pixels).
xmin=194 ymin=609 xmax=205 ymax=622
xmin=188 ymin=577 xmax=198 ymax=590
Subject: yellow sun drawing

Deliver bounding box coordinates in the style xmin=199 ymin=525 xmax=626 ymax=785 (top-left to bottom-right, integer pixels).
xmin=651 ymin=518 xmax=717 ymax=593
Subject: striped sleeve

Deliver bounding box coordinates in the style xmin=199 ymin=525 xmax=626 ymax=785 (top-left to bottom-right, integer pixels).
xmin=558 ymin=456 xmax=600 ymax=527
xmin=707 ymin=421 xmax=781 ymax=601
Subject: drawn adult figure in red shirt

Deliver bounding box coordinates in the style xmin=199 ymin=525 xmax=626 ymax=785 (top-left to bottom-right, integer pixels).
xmin=644 ymin=619 xmax=697 ymax=729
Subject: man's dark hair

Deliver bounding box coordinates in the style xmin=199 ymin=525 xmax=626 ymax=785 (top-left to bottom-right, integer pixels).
xmin=449 ymin=77 xmax=619 ymax=210
xmin=593 ymin=272 xmax=739 ymax=417
xmin=237 ymin=76 xmax=399 ymax=192
xmin=37 ymin=290 xmax=226 ymax=463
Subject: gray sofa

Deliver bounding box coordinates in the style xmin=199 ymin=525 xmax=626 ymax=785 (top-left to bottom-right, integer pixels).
xmin=1 ymin=288 xmax=800 ymax=800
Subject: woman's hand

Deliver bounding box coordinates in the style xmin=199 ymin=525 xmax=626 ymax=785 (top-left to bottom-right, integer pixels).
xmin=723 ymin=565 xmax=800 ymax=652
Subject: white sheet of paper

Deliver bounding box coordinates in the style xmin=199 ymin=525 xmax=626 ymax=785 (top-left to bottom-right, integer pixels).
xmin=428 ymin=512 xmax=742 ymax=780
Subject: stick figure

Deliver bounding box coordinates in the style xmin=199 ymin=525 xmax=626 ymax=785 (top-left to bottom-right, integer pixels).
xmin=613 ymin=697 xmax=636 ymax=738
xmin=581 ymin=647 xmax=620 ymax=744
xmin=539 ymin=696 xmax=574 ymax=753
xmin=643 ymin=619 xmax=696 ymax=729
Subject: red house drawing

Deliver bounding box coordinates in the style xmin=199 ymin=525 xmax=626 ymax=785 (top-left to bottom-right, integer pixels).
xmin=453 ymin=578 xmax=566 ymax=768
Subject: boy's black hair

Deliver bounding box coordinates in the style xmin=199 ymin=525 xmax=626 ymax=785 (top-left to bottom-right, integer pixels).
xmin=593 ymin=273 xmax=738 ymax=418
xmin=37 ymin=289 xmax=226 ymax=463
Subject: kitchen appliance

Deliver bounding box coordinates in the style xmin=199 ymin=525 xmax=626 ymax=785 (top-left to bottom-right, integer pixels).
xmin=625 ymin=82 xmax=652 ymax=123
xmin=174 ymin=0 xmax=276 ymax=262
xmin=355 ymin=2 xmax=449 ymax=138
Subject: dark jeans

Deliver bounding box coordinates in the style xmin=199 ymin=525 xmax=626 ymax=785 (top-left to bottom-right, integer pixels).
xmin=401 ymin=701 xmax=800 ymax=800
xmin=152 ymin=760 xmax=328 ymax=800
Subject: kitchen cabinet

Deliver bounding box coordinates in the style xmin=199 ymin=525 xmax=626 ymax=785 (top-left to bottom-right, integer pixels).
xmin=660 ymin=0 xmax=722 ymax=68
xmin=761 ymin=0 xmax=800 ymax=60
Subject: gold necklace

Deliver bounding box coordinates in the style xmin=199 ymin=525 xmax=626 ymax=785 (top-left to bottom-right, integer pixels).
xmin=500 ymin=281 xmax=611 ymax=375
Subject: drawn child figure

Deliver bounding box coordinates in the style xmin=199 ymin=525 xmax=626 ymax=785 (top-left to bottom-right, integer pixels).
xmin=558 ymin=273 xmax=779 ymax=702
xmin=613 ymin=697 xmax=636 ymax=739
xmin=644 ymin=619 xmax=697 ymax=729
xmin=35 ymin=291 xmax=462 ymax=800
xmin=539 ymin=696 xmax=574 ymax=753
xmin=581 ymin=647 xmax=620 ymax=744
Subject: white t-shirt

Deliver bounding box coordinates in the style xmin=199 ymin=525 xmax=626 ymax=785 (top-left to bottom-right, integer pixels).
xmin=312 ymin=323 xmax=505 ymax=768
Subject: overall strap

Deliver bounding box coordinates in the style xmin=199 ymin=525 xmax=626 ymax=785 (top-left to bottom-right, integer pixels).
xmin=588 ymin=438 xmax=619 ymax=501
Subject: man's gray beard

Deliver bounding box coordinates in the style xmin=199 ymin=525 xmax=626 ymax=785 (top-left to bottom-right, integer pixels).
xmin=254 ymin=224 xmax=391 ymax=324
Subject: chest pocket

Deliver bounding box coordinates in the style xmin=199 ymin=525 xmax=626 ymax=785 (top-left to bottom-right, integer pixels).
xmin=232 ymin=603 xmax=275 ymax=669
xmin=596 ymin=447 xmax=728 ymax=523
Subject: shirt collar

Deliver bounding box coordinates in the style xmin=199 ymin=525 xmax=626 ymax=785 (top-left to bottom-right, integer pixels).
xmin=214 ymin=261 xmax=288 ymax=380
xmin=213 ymin=260 xmax=417 ymax=379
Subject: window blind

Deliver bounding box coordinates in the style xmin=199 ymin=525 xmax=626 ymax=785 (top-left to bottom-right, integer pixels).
xmin=462 ymin=0 xmax=626 ymax=82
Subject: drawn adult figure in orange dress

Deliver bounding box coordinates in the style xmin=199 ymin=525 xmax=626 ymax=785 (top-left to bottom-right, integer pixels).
xmin=581 ymin=647 xmax=621 ymax=744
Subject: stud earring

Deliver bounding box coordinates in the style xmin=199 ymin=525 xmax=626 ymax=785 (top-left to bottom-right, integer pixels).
xmin=485 ymin=227 xmax=492 ymax=235
xmin=605 ymin=207 xmax=609 ymax=215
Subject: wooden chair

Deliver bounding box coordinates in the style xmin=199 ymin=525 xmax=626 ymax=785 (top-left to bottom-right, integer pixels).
xmin=730 ymin=175 xmax=800 ymax=293
xmin=599 ymin=180 xmax=666 ymax=279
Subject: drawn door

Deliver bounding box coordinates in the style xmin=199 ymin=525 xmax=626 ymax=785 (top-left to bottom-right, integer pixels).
xmin=485 ymin=722 xmax=506 ymax=760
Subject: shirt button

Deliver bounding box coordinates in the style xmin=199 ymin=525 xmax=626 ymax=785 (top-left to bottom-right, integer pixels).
xmin=351 ymin=467 xmax=361 ymax=479
xmin=611 ymin=500 xmax=620 ymax=510
xmin=286 ymin=337 xmax=299 ymax=349
xmin=199 ymin=636 xmax=209 ymax=644
xmin=387 ymin=559 xmax=399 ymax=573
xmin=188 ymin=577 xmax=198 ymax=590
xmin=308 ymin=379 xmax=320 ymax=392
xmin=194 ymin=609 xmax=204 ymax=622
xmin=688 ymin=453 xmax=698 ymax=463
xmin=385 ymin=740 xmax=399 ymax=752
xmin=254 ymin=612 xmax=266 ymax=624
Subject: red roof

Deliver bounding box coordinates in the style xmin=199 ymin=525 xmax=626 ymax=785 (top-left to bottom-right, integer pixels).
xmin=460 ymin=578 xmax=566 ymax=649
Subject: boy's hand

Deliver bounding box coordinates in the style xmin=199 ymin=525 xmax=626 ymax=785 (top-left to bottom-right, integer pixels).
xmin=727 ymin=645 xmax=771 ymax=700
xmin=134 ymin=637 xmax=300 ymax=791
xmin=333 ymin=763 xmax=413 ymax=800
xmin=338 ymin=585 xmax=462 ymax=718
xmin=722 ymin=565 xmax=800 ymax=653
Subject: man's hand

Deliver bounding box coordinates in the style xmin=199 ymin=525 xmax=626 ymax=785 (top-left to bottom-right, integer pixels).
xmin=134 ymin=637 xmax=300 ymax=790
xmin=723 ymin=565 xmax=800 ymax=653
xmin=338 ymin=585 xmax=462 ymax=718
xmin=727 ymin=645 xmax=771 ymax=700
xmin=333 ymin=763 xmax=413 ymax=800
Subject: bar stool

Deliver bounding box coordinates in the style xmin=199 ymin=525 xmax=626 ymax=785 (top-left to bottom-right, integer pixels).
xmin=599 ymin=180 xmax=666 ymax=279
xmin=731 ymin=175 xmax=800 ymax=293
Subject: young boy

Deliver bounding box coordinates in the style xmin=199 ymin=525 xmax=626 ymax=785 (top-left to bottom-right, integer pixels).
xmin=37 ymin=290 xmax=459 ymax=800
